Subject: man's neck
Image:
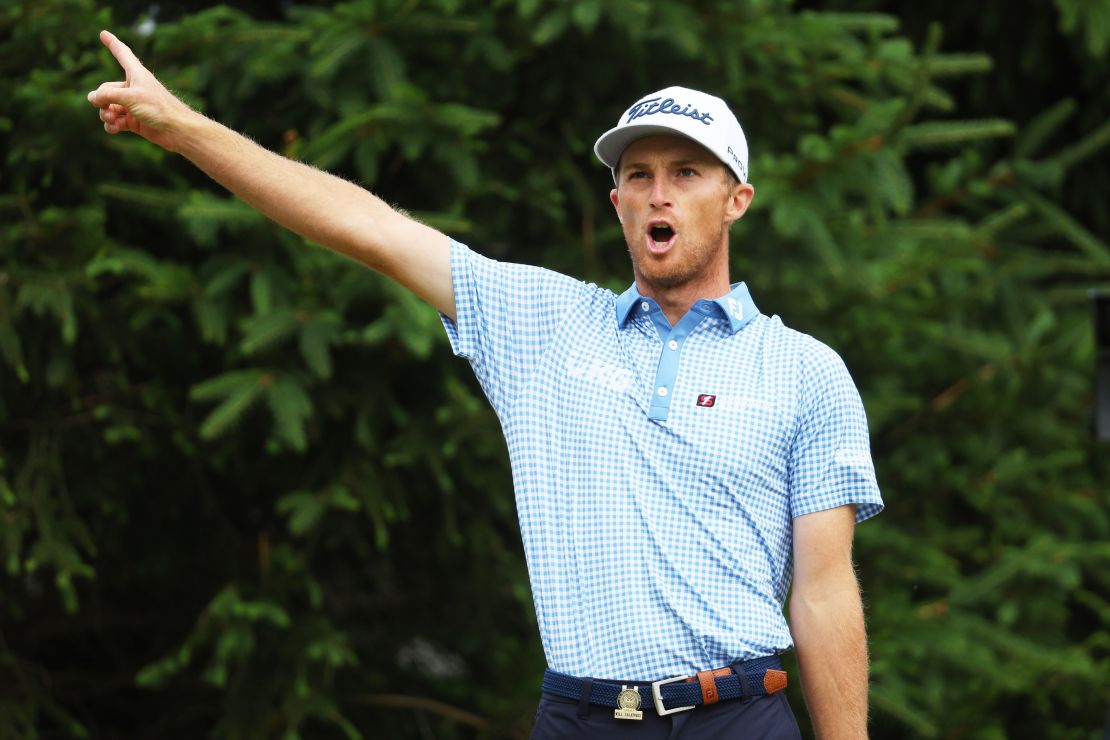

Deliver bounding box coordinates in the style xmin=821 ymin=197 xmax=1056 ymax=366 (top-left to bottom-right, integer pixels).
xmin=635 ymin=274 xmax=732 ymax=327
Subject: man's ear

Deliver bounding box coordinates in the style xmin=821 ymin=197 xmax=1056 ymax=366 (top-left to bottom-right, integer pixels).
xmin=725 ymin=182 xmax=755 ymax=224
xmin=610 ymin=188 xmax=622 ymax=223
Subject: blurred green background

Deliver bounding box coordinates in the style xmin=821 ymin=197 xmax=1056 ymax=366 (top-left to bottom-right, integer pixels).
xmin=2 ymin=0 xmax=1109 ymax=737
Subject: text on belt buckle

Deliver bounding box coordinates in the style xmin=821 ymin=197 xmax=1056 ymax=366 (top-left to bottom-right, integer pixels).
xmin=651 ymin=675 xmax=696 ymax=716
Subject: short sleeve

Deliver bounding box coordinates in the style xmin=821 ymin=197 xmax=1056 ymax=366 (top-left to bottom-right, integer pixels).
xmin=439 ymin=240 xmax=587 ymax=415
xmin=788 ymin=341 xmax=884 ymax=523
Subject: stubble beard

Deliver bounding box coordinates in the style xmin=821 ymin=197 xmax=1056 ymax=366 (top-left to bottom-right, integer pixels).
xmin=626 ymin=220 xmax=728 ymax=291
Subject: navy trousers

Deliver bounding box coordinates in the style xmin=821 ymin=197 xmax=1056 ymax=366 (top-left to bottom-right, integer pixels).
xmin=529 ymin=690 xmax=803 ymax=739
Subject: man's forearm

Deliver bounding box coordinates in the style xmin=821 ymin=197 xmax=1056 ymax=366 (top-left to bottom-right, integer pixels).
xmin=790 ymin=577 xmax=870 ymax=739
xmin=173 ymin=113 xmax=452 ymax=311
xmin=176 ymin=115 xmax=392 ymax=263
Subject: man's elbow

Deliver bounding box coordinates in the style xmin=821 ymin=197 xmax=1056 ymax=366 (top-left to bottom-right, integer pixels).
xmin=790 ymin=573 xmax=865 ymax=630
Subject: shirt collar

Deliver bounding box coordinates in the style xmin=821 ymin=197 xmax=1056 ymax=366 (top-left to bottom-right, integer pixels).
xmin=615 ymin=282 xmax=760 ymax=334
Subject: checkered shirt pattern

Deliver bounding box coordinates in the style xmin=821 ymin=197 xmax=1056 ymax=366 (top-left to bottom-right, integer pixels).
xmin=440 ymin=240 xmax=883 ymax=681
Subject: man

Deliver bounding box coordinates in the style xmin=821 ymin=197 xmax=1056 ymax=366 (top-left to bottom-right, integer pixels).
xmin=88 ymin=28 xmax=882 ymax=739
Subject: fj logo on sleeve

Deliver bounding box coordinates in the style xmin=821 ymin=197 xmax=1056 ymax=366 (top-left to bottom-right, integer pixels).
xmin=834 ymin=449 xmax=873 ymax=466
xmin=696 ymin=394 xmax=717 ymax=407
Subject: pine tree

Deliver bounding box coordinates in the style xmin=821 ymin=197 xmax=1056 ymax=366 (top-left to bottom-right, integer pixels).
xmin=1 ymin=1 xmax=1107 ymax=737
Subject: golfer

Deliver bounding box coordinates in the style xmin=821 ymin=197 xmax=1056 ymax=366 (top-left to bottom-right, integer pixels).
xmin=89 ymin=28 xmax=883 ymax=739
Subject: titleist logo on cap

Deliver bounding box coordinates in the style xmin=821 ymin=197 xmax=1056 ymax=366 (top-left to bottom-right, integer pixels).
xmin=594 ymin=86 xmax=748 ymax=183
xmin=625 ymin=97 xmax=715 ymax=126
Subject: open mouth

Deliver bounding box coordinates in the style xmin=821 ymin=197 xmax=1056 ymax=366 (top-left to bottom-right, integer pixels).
xmin=646 ymin=222 xmax=677 ymax=252
xmin=650 ymin=225 xmax=675 ymax=242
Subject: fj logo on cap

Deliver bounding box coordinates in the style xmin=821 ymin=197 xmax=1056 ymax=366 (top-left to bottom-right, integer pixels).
xmin=626 ymin=97 xmax=714 ymax=126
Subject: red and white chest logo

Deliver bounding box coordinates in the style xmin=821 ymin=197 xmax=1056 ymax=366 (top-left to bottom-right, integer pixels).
xmin=696 ymin=394 xmax=717 ymax=407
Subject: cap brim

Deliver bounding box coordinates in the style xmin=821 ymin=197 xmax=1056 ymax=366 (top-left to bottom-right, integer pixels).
xmin=593 ymin=122 xmax=707 ymax=170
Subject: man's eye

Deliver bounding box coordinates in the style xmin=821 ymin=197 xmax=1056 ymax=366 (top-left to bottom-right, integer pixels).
xmin=678 ymin=167 xmax=697 ymax=177
xmin=628 ymin=171 xmax=648 ymax=180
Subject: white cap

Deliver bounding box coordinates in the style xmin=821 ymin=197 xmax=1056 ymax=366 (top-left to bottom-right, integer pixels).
xmin=593 ymin=86 xmax=749 ymax=183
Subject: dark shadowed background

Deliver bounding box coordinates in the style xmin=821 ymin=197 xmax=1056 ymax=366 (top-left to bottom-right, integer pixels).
xmin=2 ymin=0 xmax=1108 ymax=737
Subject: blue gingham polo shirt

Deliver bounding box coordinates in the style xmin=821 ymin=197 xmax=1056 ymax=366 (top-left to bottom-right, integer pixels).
xmin=440 ymin=240 xmax=883 ymax=681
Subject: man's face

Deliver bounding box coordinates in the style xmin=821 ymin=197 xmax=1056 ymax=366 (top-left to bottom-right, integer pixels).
xmin=610 ymin=135 xmax=753 ymax=293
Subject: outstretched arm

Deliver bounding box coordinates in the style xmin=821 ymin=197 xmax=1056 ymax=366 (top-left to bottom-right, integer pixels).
xmin=86 ymin=30 xmax=455 ymax=318
xmin=790 ymin=505 xmax=869 ymax=739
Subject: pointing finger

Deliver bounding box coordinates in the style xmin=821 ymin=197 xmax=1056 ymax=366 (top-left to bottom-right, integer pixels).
xmin=99 ymin=30 xmax=143 ymax=79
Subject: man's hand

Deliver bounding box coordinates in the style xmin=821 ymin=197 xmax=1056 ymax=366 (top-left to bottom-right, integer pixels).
xmin=87 ymin=30 xmax=197 ymax=152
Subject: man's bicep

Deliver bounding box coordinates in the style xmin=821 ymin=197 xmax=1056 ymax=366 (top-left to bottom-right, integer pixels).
xmin=366 ymin=215 xmax=455 ymax=319
xmin=791 ymin=505 xmax=857 ymax=595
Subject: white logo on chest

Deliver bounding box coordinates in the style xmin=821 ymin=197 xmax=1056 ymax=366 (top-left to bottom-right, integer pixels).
xmin=564 ymin=355 xmax=634 ymax=394
xmin=694 ymin=394 xmax=772 ymax=413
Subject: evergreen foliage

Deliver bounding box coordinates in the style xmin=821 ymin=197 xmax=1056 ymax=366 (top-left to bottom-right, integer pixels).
xmin=1 ymin=0 xmax=1107 ymax=737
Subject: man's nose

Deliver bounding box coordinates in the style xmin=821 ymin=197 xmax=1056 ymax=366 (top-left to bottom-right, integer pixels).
xmin=649 ymin=176 xmax=673 ymax=209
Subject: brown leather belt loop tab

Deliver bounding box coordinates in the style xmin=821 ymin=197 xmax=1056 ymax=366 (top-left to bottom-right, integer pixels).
xmin=762 ymin=669 xmax=788 ymax=694
xmin=695 ymin=667 xmax=731 ymax=706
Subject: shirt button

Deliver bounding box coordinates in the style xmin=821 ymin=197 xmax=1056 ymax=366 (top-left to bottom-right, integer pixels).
xmin=657 ymin=386 xmax=668 ymax=397
xmin=641 ymin=301 xmax=650 ymax=312
xmin=667 ymin=340 xmax=678 ymax=350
